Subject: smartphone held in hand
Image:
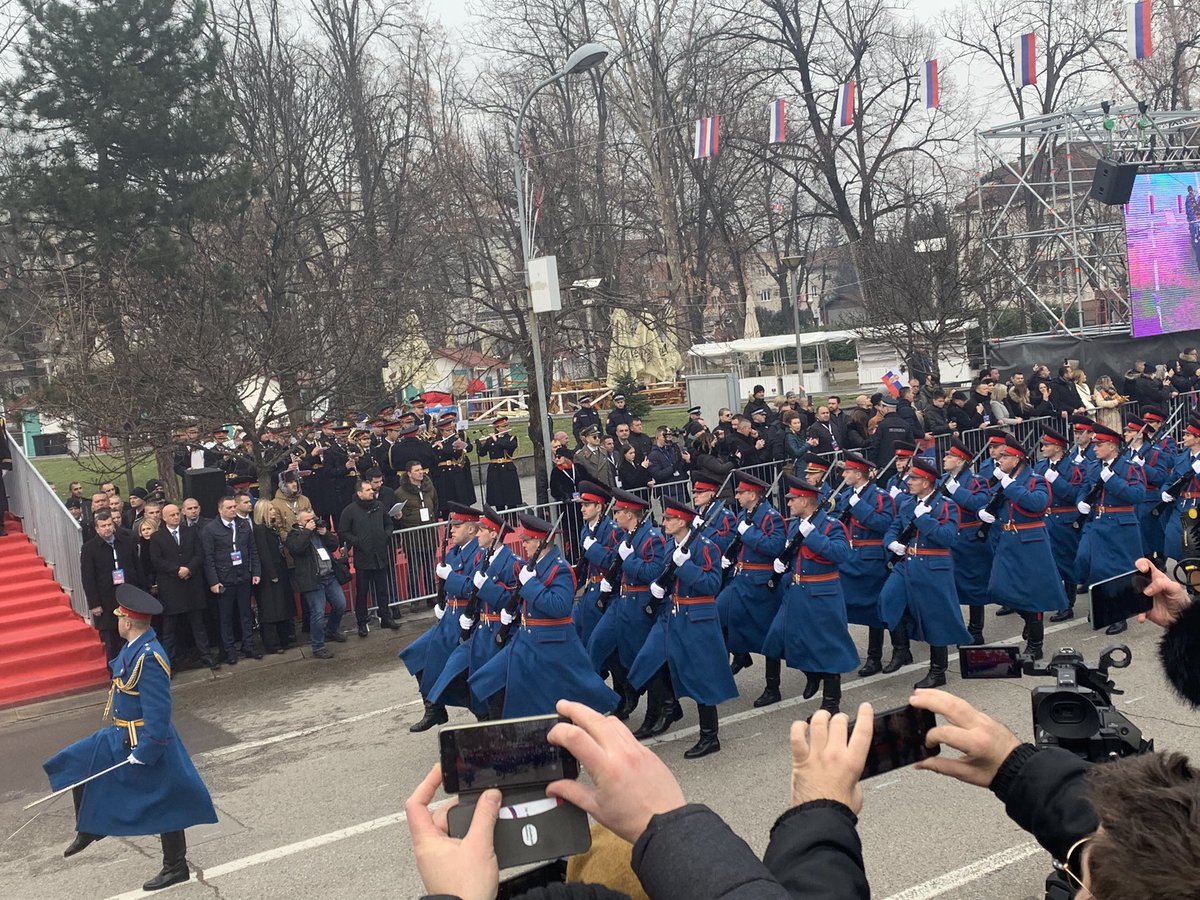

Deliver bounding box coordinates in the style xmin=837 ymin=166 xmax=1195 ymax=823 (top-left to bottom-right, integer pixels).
xmin=1088 ymin=569 xmax=1153 ymax=630
xmin=852 ymin=704 xmax=939 ymax=780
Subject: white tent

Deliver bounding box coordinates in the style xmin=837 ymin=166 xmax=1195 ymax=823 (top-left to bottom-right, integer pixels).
xmin=688 ymin=330 xmax=857 ymax=360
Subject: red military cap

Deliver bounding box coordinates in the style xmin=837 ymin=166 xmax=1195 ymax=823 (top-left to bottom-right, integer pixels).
xmin=692 ymin=476 xmax=721 ymax=493
xmin=518 ymin=512 xmax=552 ymax=540
xmin=946 ymin=438 xmax=974 ymax=462
xmin=479 ymin=505 xmax=505 ymax=532
xmin=663 ymin=498 xmax=698 ymax=522
xmin=783 ymin=473 xmax=818 ymax=498
xmin=909 ymin=457 xmax=940 ymax=481
xmin=842 ymin=452 xmax=872 ymax=472
xmin=612 ymin=487 xmax=650 ymax=511
xmin=1000 ymin=436 xmax=1026 ymax=458
xmin=1092 ymin=424 xmax=1123 ymax=444
xmin=577 ymin=481 xmax=611 ymax=505
xmin=893 ymin=442 xmax=916 ymax=459
xmin=447 ymin=502 xmax=481 ymax=523
xmin=734 ymin=470 xmax=770 ymax=493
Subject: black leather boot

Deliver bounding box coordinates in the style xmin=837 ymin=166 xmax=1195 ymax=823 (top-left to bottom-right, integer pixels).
xmin=1105 ymin=619 xmax=1128 ymax=635
xmin=819 ymin=674 xmax=842 ymax=715
xmin=858 ymin=628 xmax=884 ymax=676
xmin=801 ymin=672 xmax=822 ymax=699
xmin=684 ymin=705 xmax=721 ymax=759
xmin=632 ymin=675 xmax=665 ymax=739
xmin=409 ymin=699 xmax=449 ymax=733
xmin=730 ymin=652 xmax=754 ymax=674
xmin=967 ymin=606 xmax=986 ymax=645
xmin=1023 ymin=612 xmax=1045 ymax=660
xmin=881 ymin=625 xmax=912 ymax=674
xmin=64 ymin=787 xmax=105 ymax=857
xmin=143 ymin=831 xmax=189 ymax=891
xmin=611 ymin=665 xmax=639 ymax=721
xmin=914 ymin=646 xmax=948 ymax=689
xmin=644 ymin=685 xmax=683 ymax=738
xmin=753 ymin=658 xmax=782 ymax=707
xmin=996 ymin=606 xmax=1017 ymax=616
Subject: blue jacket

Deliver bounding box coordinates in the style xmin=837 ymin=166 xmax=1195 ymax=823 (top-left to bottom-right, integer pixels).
xmin=698 ymin=502 xmax=738 ymax=554
xmin=832 ymin=482 xmax=894 ymax=628
xmin=943 ymin=469 xmax=993 ymax=602
xmin=988 ymin=468 xmax=1067 ymax=612
xmin=1075 ymin=456 xmax=1147 ymax=584
xmin=1034 ymin=455 xmax=1085 ymax=583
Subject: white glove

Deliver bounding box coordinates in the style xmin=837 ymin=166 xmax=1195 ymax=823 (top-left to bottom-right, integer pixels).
xmin=944 ymin=477 xmax=959 ymax=494
xmin=599 ymin=578 xmax=613 ymax=592
xmin=1100 ymin=466 xmax=1114 ymax=482
xmin=888 ymin=485 xmax=901 ymax=499
xmin=472 ymin=570 xmax=487 ymax=589
xmin=672 ymin=547 xmax=690 ymax=567
xmin=998 ymin=473 xmax=1014 ymax=489
xmin=500 ymin=608 xmax=515 ymax=626
xmin=435 ymin=562 xmax=452 ymax=579
xmin=1162 ymin=491 xmax=1174 ymax=504
xmin=772 ymin=557 xmax=787 ymax=574
xmin=848 ymin=492 xmax=862 ymax=507
xmin=1131 ymin=455 xmax=1145 ymax=467
xmin=1076 ymin=501 xmax=1092 ymax=515
xmin=1191 ymin=456 xmax=1200 ymax=474
xmin=737 ymin=520 xmax=751 ymax=535
xmin=978 ymin=509 xmax=996 ymax=524
xmin=1073 ymin=452 xmax=1085 ymax=465
xmin=518 ymin=566 xmax=536 ymax=585
xmin=887 ymin=541 xmax=906 ymax=555
xmin=458 ymin=614 xmax=473 ymax=631
xmin=720 ymin=556 xmax=731 ymax=569
xmin=434 ymin=604 xmax=445 ymax=620
xmin=692 ymin=515 xmax=704 ymax=529
xmin=650 ymin=582 xmax=666 ymax=599
xmin=913 ymin=503 xmax=931 ymax=518
xmin=1045 ymin=469 xmax=1059 ymax=484
xmin=618 ymin=541 xmax=634 ymax=559
xmin=798 ymin=519 xmax=815 ymax=537
xmin=582 ymin=536 xmax=596 ymax=551
xmin=127 ymin=754 xmax=144 ymax=765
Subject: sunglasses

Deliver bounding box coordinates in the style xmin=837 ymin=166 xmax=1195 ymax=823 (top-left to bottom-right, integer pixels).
xmin=1060 ymin=835 xmax=1093 ymax=892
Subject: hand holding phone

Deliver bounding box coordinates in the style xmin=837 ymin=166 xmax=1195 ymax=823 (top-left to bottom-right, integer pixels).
xmin=1089 ymin=569 xmax=1154 ymax=630
xmin=851 ymin=703 xmax=939 ymax=781
xmin=908 ymin=690 xmax=1020 ymax=788
xmin=792 ymin=703 xmax=874 ymax=814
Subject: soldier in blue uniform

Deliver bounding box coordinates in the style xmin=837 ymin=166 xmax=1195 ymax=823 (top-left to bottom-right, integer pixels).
xmin=692 ymin=475 xmax=737 ymax=554
xmin=587 ymin=488 xmax=667 ymax=725
xmin=470 ymin=513 xmax=618 ymax=717
xmin=829 ymin=452 xmax=896 ymax=676
xmin=940 ymin=438 xmax=993 ymax=643
xmin=1161 ymin=417 xmax=1200 ymax=568
xmin=1143 ymin=405 xmax=1177 ymax=455
xmin=985 ymin=435 xmax=1068 ymax=659
xmin=628 ymin=499 xmax=736 ymax=757
xmin=880 ymin=456 xmax=970 ymax=688
xmin=1074 ymin=423 xmax=1147 ymax=635
xmin=763 ymin=475 xmax=857 ymax=714
xmin=427 ymin=506 xmax=515 ymax=719
xmin=574 ymin=481 xmax=621 ymax=644
xmin=883 ymin=442 xmax=915 ymax=512
xmin=1124 ymin=414 xmax=1172 ymax=564
xmin=1069 ymin=416 xmax=1099 ymax=469
xmin=1037 ymin=428 xmax=1087 ymax=622
xmin=715 ymin=471 xmax=787 ymax=706
xmin=803 ymin=456 xmax=834 ymax=506
xmin=43 ymin=585 xmax=217 ymax=892
xmin=401 ymin=503 xmax=487 ymax=731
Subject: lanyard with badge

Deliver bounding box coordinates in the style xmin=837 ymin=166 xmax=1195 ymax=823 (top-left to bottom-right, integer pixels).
xmin=229 ymin=521 xmax=243 ymax=566
xmin=110 ymin=542 xmax=125 ymax=585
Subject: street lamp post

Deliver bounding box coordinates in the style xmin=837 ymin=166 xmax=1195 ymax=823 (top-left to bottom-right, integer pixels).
xmin=782 ymin=254 xmax=806 ymax=394
xmin=513 ymin=42 xmax=609 ymax=500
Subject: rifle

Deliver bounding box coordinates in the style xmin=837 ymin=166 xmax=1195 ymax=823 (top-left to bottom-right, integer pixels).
xmin=835 ymin=452 xmax=899 ymax=523
xmin=433 ymin=528 xmax=454 ymax=614
xmin=767 ymin=512 xmax=817 ymax=591
xmin=575 ymin=496 xmax=616 ymax=585
xmin=1150 ymin=403 xmax=1194 ymax=517
xmin=459 ymin=522 xmax=508 ymax=642
xmin=975 ymin=429 xmax=1039 ymax=541
xmin=643 ymin=501 xmax=727 ymax=616
xmin=495 ymin=511 xmax=565 ymax=647
xmin=721 ymin=473 xmax=782 ymax=571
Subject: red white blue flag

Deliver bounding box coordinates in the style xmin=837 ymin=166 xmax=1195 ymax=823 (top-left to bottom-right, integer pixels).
xmin=836 ymin=80 xmax=855 ymax=128
xmin=1127 ymin=1 xmax=1152 ymax=60
xmin=921 ymin=59 xmax=940 ymax=109
xmin=694 ymin=116 xmax=720 ymax=160
xmin=769 ymin=98 xmax=786 ymax=144
xmin=882 ymin=371 xmax=903 ymax=398
xmin=1014 ymin=32 xmax=1036 ymax=87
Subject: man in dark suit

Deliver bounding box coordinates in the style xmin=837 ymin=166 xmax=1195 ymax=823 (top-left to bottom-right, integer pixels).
xmin=80 ymin=510 xmax=144 ymax=660
xmin=150 ymin=503 xmax=218 ymax=670
xmin=200 ymin=495 xmax=262 ymax=664
xmin=180 ymin=497 xmax=208 ymax=531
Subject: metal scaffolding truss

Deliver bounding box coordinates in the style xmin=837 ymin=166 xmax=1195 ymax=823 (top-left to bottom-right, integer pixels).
xmin=972 ymin=102 xmax=1200 ymax=338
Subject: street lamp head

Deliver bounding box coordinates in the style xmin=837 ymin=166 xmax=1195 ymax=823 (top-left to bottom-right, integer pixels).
xmin=562 ymin=42 xmax=610 ymax=76
xmin=781 ymin=254 xmax=806 ymax=271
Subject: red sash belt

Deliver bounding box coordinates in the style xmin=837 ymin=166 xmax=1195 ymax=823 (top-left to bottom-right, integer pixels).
xmin=524 ymin=616 xmax=573 ymax=627
xmin=674 ymin=595 xmax=715 ymax=605
xmin=793 ymin=572 xmax=838 ymax=584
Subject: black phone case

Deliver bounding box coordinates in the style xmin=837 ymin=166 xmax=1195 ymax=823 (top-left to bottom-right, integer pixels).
xmin=447 ymin=785 xmax=591 ymax=869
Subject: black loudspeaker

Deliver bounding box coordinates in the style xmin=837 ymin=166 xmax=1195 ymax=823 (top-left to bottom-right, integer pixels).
xmin=183 ymin=467 xmax=226 ymax=519
xmin=1089 ymin=159 xmax=1139 ymax=205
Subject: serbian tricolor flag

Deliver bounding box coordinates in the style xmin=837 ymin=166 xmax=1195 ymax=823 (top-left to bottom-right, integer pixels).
xmin=836 ymin=80 xmax=855 ymax=127
xmin=921 ymin=59 xmax=940 ymax=109
xmin=882 ymin=371 xmax=903 ymax=397
xmin=1127 ymin=1 xmax=1152 ymax=60
xmin=694 ymin=116 xmax=719 ymax=160
xmin=769 ymin=98 xmax=786 ymax=144
xmin=1014 ymin=32 xmax=1037 ymax=87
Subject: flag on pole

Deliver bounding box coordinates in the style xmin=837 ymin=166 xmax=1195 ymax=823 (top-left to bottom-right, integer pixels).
xmin=882 ymin=371 xmax=903 ymax=398
xmin=836 ymin=80 xmax=855 ymax=128
xmin=769 ymin=98 xmax=786 ymax=144
xmin=921 ymin=59 xmax=940 ymax=109
xmin=694 ymin=116 xmax=720 ymax=159
xmin=1014 ymin=32 xmax=1037 ymax=87
xmin=1127 ymin=1 xmax=1152 ymax=60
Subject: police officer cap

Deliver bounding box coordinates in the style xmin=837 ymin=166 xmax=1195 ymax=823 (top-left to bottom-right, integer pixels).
xmin=115 ymin=583 xmax=163 ymax=620
xmin=908 ymin=457 xmax=940 ymax=481
xmin=733 ymin=470 xmax=769 ymax=493
xmin=1092 ymin=423 xmax=1123 ymax=444
xmin=1001 ymin=435 xmax=1027 ymax=458
xmin=688 ymin=406 xmax=702 ymax=416
xmin=480 ymin=505 xmax=505 ymax=532
xmin=663 ymin=498 xmax=699 ymax=521
xmin=580 ymin=396 xmax=593 ymax=404
xmin=1123 ymin=415 xmax=1146 ymax=431
xmin=879 ymin=395 xmax=897 ymax=409
xmin=1040 ymin=426 xmax=1069 ymax=447
xmin=783 ymin=473 xmax=818 ymax=498
xmin=893 ymin=441 xmax=916 ymax=458
xmin=517 ymin=512 xmax=553 ymax=540
xmin=947 ymin=437 xmax=974 ymax=461
xmin=612 ymin=487 xmax=651 ymax=511
xmin=1142 ymin=405 xmax=1166 ymax=422
xmin=577 ymin=481 xmax=611 ymax=504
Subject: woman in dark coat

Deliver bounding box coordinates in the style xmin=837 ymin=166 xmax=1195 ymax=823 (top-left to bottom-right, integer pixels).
xmin=252 ymin=503 xmax=295 ymax=653
xmin=617 ymin=442 xmax=651 ymax=495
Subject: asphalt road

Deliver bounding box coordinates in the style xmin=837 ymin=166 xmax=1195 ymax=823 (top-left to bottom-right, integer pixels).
xmin=2 ymin=607 xmax=1198 ymax=900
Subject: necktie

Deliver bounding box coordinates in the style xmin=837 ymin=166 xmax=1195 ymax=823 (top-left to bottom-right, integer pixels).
xmin=172 ymin=529 xmax=180 ymax=545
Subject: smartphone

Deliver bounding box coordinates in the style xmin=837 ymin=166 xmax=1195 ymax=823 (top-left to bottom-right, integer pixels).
xmin=439 ymin=715 xmax=577 ymax=794
xmin=959 ymin=644 xmax=1023 ymax=679
xmin=853 ymin=704 xmax=940 ymax=780
xmin=1088 ymin=569 xmax=1153 ymax=630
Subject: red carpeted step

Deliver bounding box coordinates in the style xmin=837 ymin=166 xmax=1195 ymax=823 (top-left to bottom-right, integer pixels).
xmin=0 ymin=661 xmax=111 ymax=709
xmin=5 ymin=633 xmax=106 ymax=671
xmin=0 ymin=602 xmax=75 ymax=630
xmin=0 ymin=573 xmax=60 ymax=599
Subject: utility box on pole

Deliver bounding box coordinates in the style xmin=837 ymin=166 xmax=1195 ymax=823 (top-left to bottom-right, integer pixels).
xmin=528 ymin=256 xmax=562 ymax=313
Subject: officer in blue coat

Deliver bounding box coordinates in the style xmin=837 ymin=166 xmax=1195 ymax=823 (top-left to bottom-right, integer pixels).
xmin=985 ymin=435 xmax=1068 ymax=659
xmin=1069 ymin=416 xmax=1099 ymax=469
xmin=587 ymin=488 xmax=667 ymax=725
xmin=1160 ymin=417 xmax=1200 ymax=568
xmin=1143 ymin=405 xmax=1177 ymax=455
xmin=573 ymin=481 xmax=621 ymax=644
xmin=829 ymin=452 xmax=895 ymax=675
xmin=1037 ymin=428 xmax=1086 ymax=622
xmin=1074 ymin=423 xmax=1147 ymax=635
xmin=43 ymin=585 xmax=217 ymax=892
xmin=880 ymin=456 xmax=970 ymax=688
xmin=427 ymin=506 xmax=515 ymax=718
xmin=803 ymin=456 xmax=834 ymax=507
xmin=883 ymin=442 xmax=916 ymax=515
xmin=940 ymin=438 xmax=993 ymax=643
xmin=628 ymin=498 xmax=736 ymax=758
xmin=401 ymin=502 xmax=487 ymax=731
xmin=1125 ymin=415 xmax=1172 ymax=564
xmin=693 ymin=475 xmax=737 ymax=554
xmin=763 ymin=474 xmax=857 ymax=714
xmin=715 ymin=470 xmax=787 ymax=705
xmin=470 ymin=513 xmax=618 ymax=717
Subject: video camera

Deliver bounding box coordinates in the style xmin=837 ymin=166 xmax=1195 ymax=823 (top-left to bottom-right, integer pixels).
xmin=960 ymin=643 xmax=1153 ymax=762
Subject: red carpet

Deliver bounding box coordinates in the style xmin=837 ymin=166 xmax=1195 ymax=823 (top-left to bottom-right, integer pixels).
xmin=0 ymin=513 xmax=110 ymax=708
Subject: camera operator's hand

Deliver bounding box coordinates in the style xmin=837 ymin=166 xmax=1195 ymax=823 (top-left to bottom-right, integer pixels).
xmin=909 ymin=689 xmax=1020 ymax=788
xmin=546 ymin=699 xmax=686 ymax=844
xmin=1134 ymin=556 xmax=1192 ymax=627
xmin=406 ymin=765 xmax=501 ymax=900
xmin=790 ymin=704 xmax=874 ymax=815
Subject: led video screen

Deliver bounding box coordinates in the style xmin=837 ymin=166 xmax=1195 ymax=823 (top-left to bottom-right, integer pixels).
xmin=1127 ymin=171 xmax=1200 ymax=337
